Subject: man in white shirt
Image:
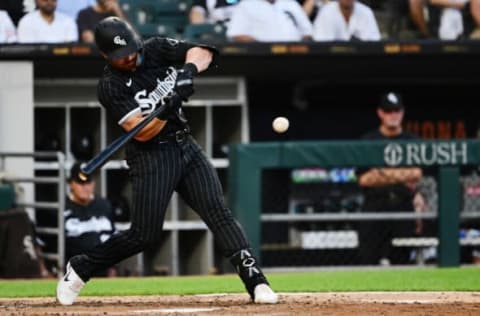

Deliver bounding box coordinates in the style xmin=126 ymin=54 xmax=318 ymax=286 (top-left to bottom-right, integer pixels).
xmin=313 ymin=0 xmax=381 ymax=41
xmin=227 ymin=0 xmax=312 ymax=42
xmin=0 ymin=10 xmax=16 ymax=43
xmin=276 ymin=0 xmax=314 ymax=40
xmin=17 ymin=0 xmax=78 ymax=43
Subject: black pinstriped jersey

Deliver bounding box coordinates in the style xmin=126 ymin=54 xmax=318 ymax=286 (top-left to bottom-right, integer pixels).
xmin=97 ymin=37 xmax=197 ymax=137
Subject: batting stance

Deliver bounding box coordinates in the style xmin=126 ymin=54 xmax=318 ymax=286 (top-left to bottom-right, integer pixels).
xmin=56 ymin=17 xmax=278 ymax=305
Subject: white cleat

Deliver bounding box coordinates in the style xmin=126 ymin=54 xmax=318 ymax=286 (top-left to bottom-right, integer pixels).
xmin=253 ymin=283 xmax=279 ymax=304
xmin=56 ymin=262 xmax=85 ymax=305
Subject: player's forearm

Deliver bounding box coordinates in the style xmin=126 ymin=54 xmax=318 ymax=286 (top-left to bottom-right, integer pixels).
xmin=185 ymin=47 xmax=213 ymax=73
xmin=380 ymin=167 xmax=422 ymax=183
xmin=122 ymin=115 xmax=166 ymax=142
xmin=359 ymin=167 xmax=422 ymax=187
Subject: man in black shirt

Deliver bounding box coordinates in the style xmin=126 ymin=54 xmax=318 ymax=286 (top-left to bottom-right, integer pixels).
xmin=77 ymin=0 xmax=126 ymax=43
xmin=0 ymin=0 xmax=29 ymax=26
xmin=357 ymin=92 xmax=424 ymax=265
xmin=57 ymin=17 xmax=277 ymax=305
xmin=64 ymin=162 xmax=116 ymax=277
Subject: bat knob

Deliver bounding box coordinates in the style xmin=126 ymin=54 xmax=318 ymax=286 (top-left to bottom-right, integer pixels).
xmin=78 ymin=172 xmax=88 ymax=182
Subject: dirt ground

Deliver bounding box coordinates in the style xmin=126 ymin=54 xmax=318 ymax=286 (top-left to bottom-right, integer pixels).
xmin=1 ymin=292 xmax=480 ymax=316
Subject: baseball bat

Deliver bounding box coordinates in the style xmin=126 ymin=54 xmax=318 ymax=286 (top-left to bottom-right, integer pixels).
xmin=78 ymin=97 xmax=173 ymax=181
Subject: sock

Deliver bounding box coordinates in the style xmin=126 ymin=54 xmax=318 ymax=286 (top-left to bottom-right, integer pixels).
xmin=69 ymin=254 xmax=90 ymax=283
xmin=229 ymin=249 xmax=268 ymax=299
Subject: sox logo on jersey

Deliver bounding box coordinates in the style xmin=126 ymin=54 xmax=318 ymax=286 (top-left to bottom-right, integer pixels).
xmin=134 ymin=67 xmax=178 ymax=115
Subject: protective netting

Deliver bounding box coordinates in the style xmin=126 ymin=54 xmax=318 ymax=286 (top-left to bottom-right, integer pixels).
xmin=261 ymin=166 xmax=480 ymax=267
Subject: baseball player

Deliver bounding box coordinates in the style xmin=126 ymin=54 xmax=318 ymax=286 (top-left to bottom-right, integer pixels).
xmin=56 ymin=17 xmax=278 ymax=305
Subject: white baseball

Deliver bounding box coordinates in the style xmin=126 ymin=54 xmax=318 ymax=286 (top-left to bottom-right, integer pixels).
xmin=272 ymin=117 xmax=289 ymax=133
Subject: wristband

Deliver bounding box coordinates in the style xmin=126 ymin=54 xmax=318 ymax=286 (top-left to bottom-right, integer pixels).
xmin=183 ymin=63 xmax=198 ymax=76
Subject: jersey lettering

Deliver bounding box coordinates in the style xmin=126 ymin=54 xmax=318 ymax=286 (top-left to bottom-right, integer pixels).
xmin=65 ymin=216 xmax=113 ymax=237
xmin=134 ymin=67 xmax=177 ymax=114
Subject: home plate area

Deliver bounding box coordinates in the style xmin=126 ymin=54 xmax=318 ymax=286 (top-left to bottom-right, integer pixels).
xmin=1 ymin=292 xmax=480 ymax=315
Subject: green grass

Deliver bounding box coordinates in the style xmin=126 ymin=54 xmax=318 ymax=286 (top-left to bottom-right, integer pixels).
xmin=0 ymin=267 xmax=479 ymax=298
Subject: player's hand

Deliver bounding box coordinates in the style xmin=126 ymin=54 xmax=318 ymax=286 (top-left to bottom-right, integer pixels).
xmin=174 ymin=63 xmax=197 ymax=101
xmin=157 ymin=94 xmax=182 ymax=120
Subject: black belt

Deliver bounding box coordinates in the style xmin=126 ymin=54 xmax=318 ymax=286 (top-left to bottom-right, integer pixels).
xmin=158 ymin=127 xmax=190 ymax=143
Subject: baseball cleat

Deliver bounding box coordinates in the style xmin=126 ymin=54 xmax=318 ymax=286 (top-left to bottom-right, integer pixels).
xmin=56 ymin=262 xmax=85 ymax=305
xmin=253 ymin=283 xmax=278 ymax=304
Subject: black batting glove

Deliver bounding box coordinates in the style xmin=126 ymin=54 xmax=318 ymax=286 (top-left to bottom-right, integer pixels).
xmin=174 ymin=63 xmax=198 ymax=101
xmin=157 ymin=94 xmax=182 ymax=120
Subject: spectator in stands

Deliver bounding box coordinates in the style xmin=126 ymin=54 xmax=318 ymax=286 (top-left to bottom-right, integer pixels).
xmin=385 ymin=0 xmax=431 ymax=38
xmin=436 ymin=0 xmax=469 ymax=39
xmin=471 ymin=0 xmax=480 ymax=37
xmin=277 ymin=0 xmax=314 ymax=40
xmin=300 ymin=0 xmax=328 ymax=21
xmin=0 ymin=0 xmax=34 ymax=26
xmin=312 ymin=0 xmax=381 ymax=41
xmin=407 ymin=0 xmax=431 ymax=38
xmin=227 ymin=0 xmax=312 ymax=42
xmin=57 ymin=0 xmax=95 ymax=20
xmin=357 ymin=92 xmax=426 ymax=265
xmin=17 ymin=0 xmax=78 ymax=43
xmin=0 ymin=10 xmax=17 ymax=43
xmin=77 ymin=0 xmax=127 ymax=43
xmin=64 ymin=162 xmax=117 ymax=277
xmin=396 ymin=0 xmax=480 ymax=39
xmin=430 ymin=0 xmax=480 ymax=39
xmin=189 ymin=0 xmax=240 ymax=26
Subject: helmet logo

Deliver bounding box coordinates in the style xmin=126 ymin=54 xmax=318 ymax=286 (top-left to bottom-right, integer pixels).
xmin=166 ymin=38 xmax=179 ymax=46
xmin=114 ymin=36 xmax=127 ymax=46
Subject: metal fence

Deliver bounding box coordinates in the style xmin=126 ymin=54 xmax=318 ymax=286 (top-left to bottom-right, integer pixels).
xmin=0 ymin=152 xmax=67 ymax=274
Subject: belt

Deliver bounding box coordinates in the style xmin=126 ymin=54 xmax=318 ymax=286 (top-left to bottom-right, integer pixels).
xmin=158 ymin=127 xmax=190 ymax=143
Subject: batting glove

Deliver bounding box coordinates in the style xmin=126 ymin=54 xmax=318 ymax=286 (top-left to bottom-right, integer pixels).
xmin=157 ymin=94 xmax=182 ymax=120
xmin=174 ymin=63 xmax=198 ymax=101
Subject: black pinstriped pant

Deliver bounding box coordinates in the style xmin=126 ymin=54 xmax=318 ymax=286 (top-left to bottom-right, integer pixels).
xmin=71 ymin=136 xmax=250 ymax=281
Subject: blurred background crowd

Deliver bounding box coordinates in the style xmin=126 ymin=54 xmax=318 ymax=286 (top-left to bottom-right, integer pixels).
xmin=1 ymin=0 xmax=480 ymax=44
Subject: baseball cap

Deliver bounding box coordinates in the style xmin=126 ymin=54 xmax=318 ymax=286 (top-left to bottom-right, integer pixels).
xmin=379 ymin=92 xmax=404 ymax=111
xmin=68 ymin=162 xmax=92 ymax=183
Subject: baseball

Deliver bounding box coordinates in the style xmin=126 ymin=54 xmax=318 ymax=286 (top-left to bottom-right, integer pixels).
xmin=272 ymin=117 xmax=289 ymax=133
